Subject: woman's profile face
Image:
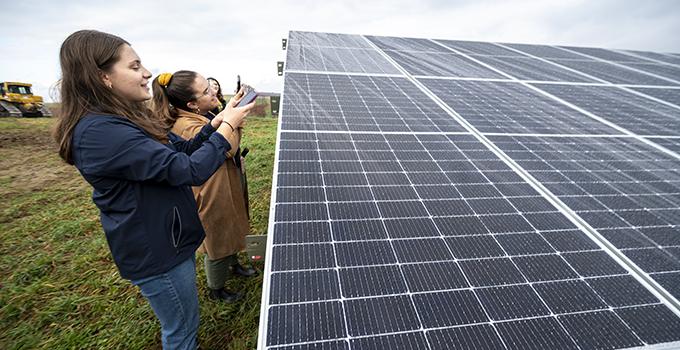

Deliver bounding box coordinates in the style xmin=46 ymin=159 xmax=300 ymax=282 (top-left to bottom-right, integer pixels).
xmin=191 ymin=75 xmax=219 ymax=113
xmin=103 ymin=44 xmax=152 ymax=102
xmin=208 ymin=79 xmax=220 ymax=94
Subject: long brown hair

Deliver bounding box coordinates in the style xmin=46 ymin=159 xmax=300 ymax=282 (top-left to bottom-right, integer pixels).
xmin=53 ymin=30 xmax=168 ymax=164
xmin=207 ymin=77 xmax=227 ymax=107
xmin=151 ymin=70 xmax=198 ymax=129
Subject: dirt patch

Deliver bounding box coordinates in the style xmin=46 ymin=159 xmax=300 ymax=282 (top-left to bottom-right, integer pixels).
xmin=0 ymin=126 xmax=55 ymax=149
xmin=0 ymin=121 xmax=83 ymax=197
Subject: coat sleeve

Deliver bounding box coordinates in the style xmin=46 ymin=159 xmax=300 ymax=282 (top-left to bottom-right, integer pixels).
xmin=175 ymin=118 xmax=241 ymax=158
xmin=169 ymin=122 xmax=216 ymax=155
xmin=76 ymin=118 xmax=231 ymax=186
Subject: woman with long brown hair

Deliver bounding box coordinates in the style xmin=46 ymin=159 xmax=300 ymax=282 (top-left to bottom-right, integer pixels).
xmin=152 ymin=71 xmax=255 ymax=303
xmin=53 ymin=30 xmax=254 ymax=349
xmin=206 ymin=77 xmax=228 ymax=116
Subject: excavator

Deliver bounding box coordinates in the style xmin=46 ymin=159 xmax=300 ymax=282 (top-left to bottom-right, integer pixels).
xmin=0 ymin=82 xmax=52 ymax=117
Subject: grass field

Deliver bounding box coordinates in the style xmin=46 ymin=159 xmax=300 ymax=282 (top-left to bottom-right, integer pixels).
xmin=0 ymin=115 xmax=278 ymax=349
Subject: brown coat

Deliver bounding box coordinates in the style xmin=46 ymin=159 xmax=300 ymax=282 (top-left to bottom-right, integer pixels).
xmin=171 ymin=109 xmax=249 ymax=259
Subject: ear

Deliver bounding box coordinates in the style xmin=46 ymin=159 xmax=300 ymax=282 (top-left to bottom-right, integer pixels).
xmin=99 ymin=70 xmax=113 ymax=89
xmin=186 ymin=101 xmax=198 ymax=111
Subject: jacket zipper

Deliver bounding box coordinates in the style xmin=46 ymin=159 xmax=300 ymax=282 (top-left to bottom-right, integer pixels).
xmin=171 ymin=206 xmax=182 ymax=254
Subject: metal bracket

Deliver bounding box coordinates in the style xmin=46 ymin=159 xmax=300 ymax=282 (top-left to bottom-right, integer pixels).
xmin=277 ymin=61 xmax=284 ymax=76
xmin=270 ymin=95 xmax=280 ymax=116
xmin=282 ymin=38 xmax=287 ymax=50
xmin=246 ymin=234 xmax=267 ymax=262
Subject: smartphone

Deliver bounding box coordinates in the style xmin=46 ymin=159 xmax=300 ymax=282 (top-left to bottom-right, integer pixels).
xmin=237 ymin=89 xmax=258 ymax=107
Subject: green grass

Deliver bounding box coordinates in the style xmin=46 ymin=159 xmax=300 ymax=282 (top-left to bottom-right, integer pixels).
xmin=0 ymin=116 xmax=278 ymax=349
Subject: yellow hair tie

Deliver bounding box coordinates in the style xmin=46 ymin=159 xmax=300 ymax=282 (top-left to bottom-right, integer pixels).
xmin=158 ymin=73 xmax=173 ymax=87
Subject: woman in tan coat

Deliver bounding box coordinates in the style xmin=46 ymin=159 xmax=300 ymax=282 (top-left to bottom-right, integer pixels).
xmin=152 ymin=70 xmax=255 ymax=302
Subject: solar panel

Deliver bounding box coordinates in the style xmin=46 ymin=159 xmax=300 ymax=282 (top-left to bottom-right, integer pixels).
xmin=281 ymin=73 xmax=464 ymax=132
xmin=503 ymin=43 xmax=586 ymax=60
xmin=650 ymin=138 xmax=680 ymax=155
xmin=541 ymin=58 xmax=679 ymax=86
xmin=418 ymin=79 xmax=621 ymax=134
xmin=533 ymin=84 xmax=680 ymax=136
xmin=379 ymin=50 xmax=505 ymax=78
xmin=436 ymin=40 xmax=524 ymax=57
xmin=365 ymin=36 xmax=450 ymax=53
xmin=462 ymin=55 xmax=599 ymax=82
xmin=624 ymin=50 xmax=680 ymax=66
xmin=630 ymin=87 xmax=680 ymax=106
xmin=285 ymin=32 xmax=399 ymax=74
xmin=259 ymin=31 xmax=680 ymax=350
xmin=616 ymin=63 xmax=680 ymax=82
xmin=558 ymin=46 xmax=649 ymax=63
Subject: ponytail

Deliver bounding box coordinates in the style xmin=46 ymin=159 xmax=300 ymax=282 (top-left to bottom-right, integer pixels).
xmin=151 ymin=70 xmax=198 ymax=130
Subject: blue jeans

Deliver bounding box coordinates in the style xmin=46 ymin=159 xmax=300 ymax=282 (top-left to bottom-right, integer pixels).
xmin=131 ymin=256 xmax=199 ymax=350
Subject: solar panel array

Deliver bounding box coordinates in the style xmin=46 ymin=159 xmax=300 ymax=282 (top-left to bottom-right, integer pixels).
xmin=259 ymin=31 xmax=680 ymax=350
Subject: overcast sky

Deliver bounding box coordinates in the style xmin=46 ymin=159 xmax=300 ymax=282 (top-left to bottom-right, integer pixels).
xmin=2 ymin=0 xmax=679 ymax=102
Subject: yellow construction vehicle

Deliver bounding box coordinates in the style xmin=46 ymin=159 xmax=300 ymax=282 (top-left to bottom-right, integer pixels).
xmin=0 ymin=82 xmax=53 ymax=117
